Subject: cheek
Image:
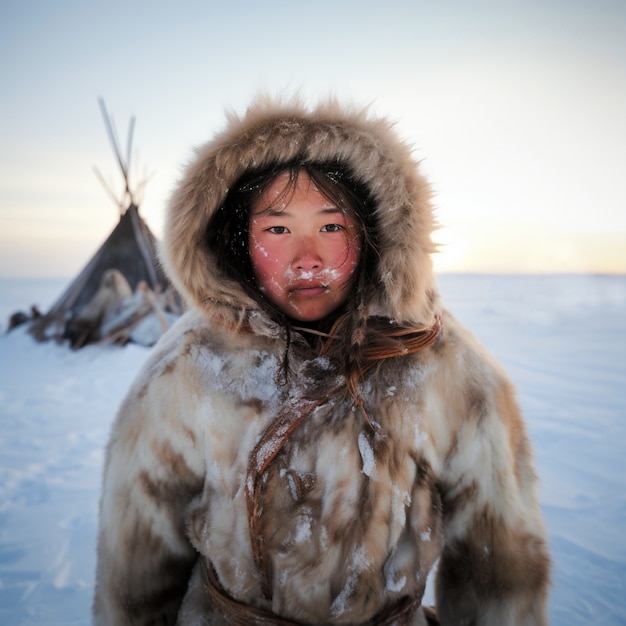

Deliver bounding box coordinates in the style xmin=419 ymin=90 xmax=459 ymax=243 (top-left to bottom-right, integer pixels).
xmin=331 ymin=236 xmax=361 ymax=273
xmin=249 ymin=232 xmax=270 ymax=261
xmin=249 ymin=236 xmax=284 ymax=280
xmin=347 ymin=239 xmax=362 ymax=268
xmin=318 ymin=241 xmax=360 ymax=289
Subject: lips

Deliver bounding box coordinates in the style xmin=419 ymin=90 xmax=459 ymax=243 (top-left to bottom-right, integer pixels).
xmin=288 ymin=280 xmax=328 ymax=297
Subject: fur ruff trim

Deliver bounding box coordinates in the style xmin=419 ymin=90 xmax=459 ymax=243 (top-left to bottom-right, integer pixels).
xmin=160 ymin=96 xmax=438 ymax=328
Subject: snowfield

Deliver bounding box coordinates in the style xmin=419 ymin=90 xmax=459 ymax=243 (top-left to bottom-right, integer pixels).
xmin=0 ymin=274 xmax=624 ymax=625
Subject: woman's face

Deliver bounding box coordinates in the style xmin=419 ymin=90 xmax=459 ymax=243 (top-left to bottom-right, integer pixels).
xmin=249 ymin=171 xmax=362 ymax=322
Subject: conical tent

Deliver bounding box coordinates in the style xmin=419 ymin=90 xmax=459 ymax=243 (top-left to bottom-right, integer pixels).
xmin=30 ymin=203 xmax=168 ymax=342
xmin=29 ymin=100 xmax=173 ymax=344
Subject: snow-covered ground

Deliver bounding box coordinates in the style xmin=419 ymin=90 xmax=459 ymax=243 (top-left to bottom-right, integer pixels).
xmin=0 ymin=274 xmax=625 ymax=625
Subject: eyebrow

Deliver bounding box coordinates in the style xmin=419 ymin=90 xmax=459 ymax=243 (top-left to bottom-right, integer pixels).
xmin=253 ymin=206 xmax=344 ymax=217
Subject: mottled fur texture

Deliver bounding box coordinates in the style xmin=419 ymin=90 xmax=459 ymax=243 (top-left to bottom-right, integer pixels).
xmin=93 ymin=97 xmax=550 ymax=625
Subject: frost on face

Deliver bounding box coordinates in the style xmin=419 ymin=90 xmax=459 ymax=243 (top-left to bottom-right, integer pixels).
xmin=251 ymin=236 xmax=269 ymax=258
xmin=319 ymin=267 xmax=343 ymax=282
xmin=283 ymin=266 xmax=343 ymax=286
xmin=357 ymin=431 xmax=376 ymax=478
xmin=284 ymin=267 xmax=314 ymax=281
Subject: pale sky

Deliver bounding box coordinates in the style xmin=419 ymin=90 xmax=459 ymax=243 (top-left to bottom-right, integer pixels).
xmin=1 ymin=0 xmax=625 ymax=277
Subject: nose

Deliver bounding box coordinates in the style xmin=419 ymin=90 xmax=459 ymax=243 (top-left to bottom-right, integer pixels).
xmin=292 ymin=237 xmax=322 ymax=272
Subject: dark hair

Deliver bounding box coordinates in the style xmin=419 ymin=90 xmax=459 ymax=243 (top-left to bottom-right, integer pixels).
xmin=206 ymin=160 xmax=441 ymax=412
xmin=206 ymin=160 xmax=380 ymax=329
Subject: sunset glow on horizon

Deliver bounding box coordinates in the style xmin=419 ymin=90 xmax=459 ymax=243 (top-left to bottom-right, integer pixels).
xmin=1 ymin=1 xmax=624 ymax=277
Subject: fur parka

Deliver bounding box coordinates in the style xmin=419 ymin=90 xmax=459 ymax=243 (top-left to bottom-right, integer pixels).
xmin=93 ymin=97 xmax=550 ymax=625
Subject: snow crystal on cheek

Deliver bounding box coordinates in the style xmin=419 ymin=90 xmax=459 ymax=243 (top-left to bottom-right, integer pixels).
xmin=284 ymin=267 xmax=316 ymax=281
xmin=283 ymin=266 xmax=348 ymax=284
xmin=357 ymin=432 xmax=376 ymax=478
xmin=319 ymin=267 xmax=342 ymax=282
xmin=252 ymin=240 xmax=269 ymax=258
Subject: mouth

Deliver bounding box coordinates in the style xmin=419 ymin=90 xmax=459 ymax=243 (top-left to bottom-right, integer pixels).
xmin=289 ymin=281 xmax=328 ymax=298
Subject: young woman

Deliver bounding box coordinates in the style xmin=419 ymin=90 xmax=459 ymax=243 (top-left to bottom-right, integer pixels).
xmin=93 ymin=98 xmax=550 ymax=625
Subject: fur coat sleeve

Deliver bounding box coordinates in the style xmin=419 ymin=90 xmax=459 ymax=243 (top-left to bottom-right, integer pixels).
xmin=428 ymin=314 xmax=550 ymax=624
xmin=92 ymin=315 xmax=209 ymax=624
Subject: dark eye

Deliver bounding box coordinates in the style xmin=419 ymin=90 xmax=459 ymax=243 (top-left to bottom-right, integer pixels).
xmin=267 ymin=226 xmax=289 ymax=234
xmin=321 ymin=224 xmax=343 ymax=233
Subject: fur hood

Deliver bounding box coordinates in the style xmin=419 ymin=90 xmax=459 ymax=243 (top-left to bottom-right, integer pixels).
xmin=160 ymin=97 xmax=438 ymax=329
